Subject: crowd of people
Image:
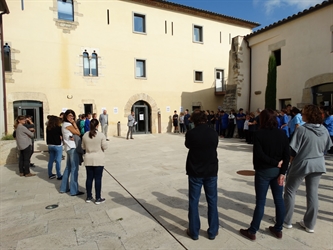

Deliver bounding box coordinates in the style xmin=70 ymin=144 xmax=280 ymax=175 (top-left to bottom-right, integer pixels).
xmin=185 ymin=105 xmax=332 ymax=241
xmin=13 ymin=109 xmax=109 ymax=205
xmin=173 ymin=104 xmax=333 ymax=153
xmin=12 ymin=103 xmax=333 ymax=237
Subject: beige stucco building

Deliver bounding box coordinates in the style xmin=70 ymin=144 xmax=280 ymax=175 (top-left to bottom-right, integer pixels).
xmin=3 ymin=0 xmax=257 ymax=139
xmin=240 ymin=0 xmax=333 ymax=111
xmin=0 ymin=0 xmax=9 ymax=138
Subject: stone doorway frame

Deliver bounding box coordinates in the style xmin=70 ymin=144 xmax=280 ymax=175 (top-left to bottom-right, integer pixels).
xmin=124 ymin=93 xmax=158 ymax=134
xmin=300 ymin=73 xmax=333 ymax=108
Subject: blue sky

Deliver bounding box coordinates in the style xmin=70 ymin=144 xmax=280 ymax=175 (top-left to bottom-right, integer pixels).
xmin=168 ymin=0 xmax=325 ymax=30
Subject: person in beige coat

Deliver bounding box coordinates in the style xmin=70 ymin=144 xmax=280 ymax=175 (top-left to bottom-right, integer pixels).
xmin=82 ymin=119 xmax=108 ymax=204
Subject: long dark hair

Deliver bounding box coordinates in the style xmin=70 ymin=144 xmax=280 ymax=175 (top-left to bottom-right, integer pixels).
xmin=63 ymin=109 xmax=76 ymax=123
xmin=47 ymin=115 xmax=61 ymax=130
xmin=259 ymin=109 xmax=277 ymax=129
xmin=89 ymin=119 xmax=99 ymax=138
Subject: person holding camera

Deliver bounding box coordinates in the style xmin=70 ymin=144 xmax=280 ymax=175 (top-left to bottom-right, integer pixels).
xmin=59 ymin=109 xmax=84 ymax=196
xmin=24 ymin=115 xmax=35 ymax=167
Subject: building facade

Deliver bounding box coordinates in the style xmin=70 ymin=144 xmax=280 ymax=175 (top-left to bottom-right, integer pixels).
xmin=241 ymin=0 xmax=333 ymax=111
xmin=3 ymin=0 xmax=257 ymax=139
xmin=0 ymin=0 xmax=9 ymax=138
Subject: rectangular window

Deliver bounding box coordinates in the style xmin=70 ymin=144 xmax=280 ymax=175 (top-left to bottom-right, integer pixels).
xmin=84 ymin=104 xmax=93 ymax=115
xmin=331 ymin=29 xmax=333 ymax=52
xmin=171 ymin=22 xmax=173 ymax=36
xmin=136 ymin=59 xmax=146 ymax=78
xmin=193 ymin=25 xmax=203 ymax=43
xmin=57 ymin=0 xmax=74 ymax=21
xmin=194 ymin=71 xmax=203 ymax=82
xmin=215 ymin=69 xmax=225 ymax=92
xmin=133 ymin=13 xmax=146 ymax=33
xmin=280 ymin=99 xmax=291 ymax=109
xmin=273 ymin=49 xmax=281 ymax=66
xmin=3 ymin=43 xmax=11 ymax=72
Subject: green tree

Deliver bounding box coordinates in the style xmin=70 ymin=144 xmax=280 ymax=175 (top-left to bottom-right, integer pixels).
xmin=265 ymin=54 xmax=277 ymax=110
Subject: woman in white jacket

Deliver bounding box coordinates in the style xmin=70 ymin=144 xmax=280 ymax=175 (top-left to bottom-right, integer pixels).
xmin=82 ymin=119 xmax=108 ymax=204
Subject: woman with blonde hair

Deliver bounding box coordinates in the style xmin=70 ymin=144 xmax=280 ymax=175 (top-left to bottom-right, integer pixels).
xmin=14 ymin=116 xmax=35 ymax=177
xmin=82 ymin=119 xmax=108 ymax=204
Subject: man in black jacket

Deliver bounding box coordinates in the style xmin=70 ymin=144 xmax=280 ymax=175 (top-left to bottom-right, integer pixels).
xmin=185 ymin=109 xmax=219 ymax=240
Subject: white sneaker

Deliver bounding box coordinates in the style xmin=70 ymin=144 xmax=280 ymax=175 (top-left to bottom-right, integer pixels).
xmin=272 ymin=217 xmax=293 ymax=229
xmin=299 ymin=220 xmax=314 ymax=233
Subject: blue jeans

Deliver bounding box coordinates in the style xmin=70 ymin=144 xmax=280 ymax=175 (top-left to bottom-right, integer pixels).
xmin=48 ymin=145 xmax=62 ymax=178
xmin=249 ymin=170 xmax=285 ymax=234
xmin=85 ymin=166 xmax=104 ymax=200
xmin=188 ymin=176 xmax=219 ymax=239
xmin=60 ymin=148 xmax=79 ymax=195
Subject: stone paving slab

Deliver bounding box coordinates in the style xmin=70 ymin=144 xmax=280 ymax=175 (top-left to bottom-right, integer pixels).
xmin=0 ymin=134 xmax=332 ymax=249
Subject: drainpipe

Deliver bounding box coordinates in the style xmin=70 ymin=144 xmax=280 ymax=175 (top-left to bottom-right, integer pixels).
xmin=158 ymin=110 xmax=161 ymax=133
xmin=0 ymin=13 xmax=8 ymax=134
xmin=245 ymin=38 xmax=252 ymax=112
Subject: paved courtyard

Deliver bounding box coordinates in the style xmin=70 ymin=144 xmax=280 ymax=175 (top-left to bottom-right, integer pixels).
xmin=0 ymin=133 xmax=332 ymax=249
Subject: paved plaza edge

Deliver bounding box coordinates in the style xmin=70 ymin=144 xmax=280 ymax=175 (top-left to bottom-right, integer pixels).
xmin=0 ymin=134 xmax=332 ymax=249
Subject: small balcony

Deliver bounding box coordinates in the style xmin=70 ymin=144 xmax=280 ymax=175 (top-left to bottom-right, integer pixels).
xmin=215 ymin=80 xmax=226 ymax=96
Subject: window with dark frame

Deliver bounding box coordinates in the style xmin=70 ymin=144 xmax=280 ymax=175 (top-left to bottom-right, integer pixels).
xmin=136 ymin=59 xmax=146 ymax=78
xmin=273 ymin=49 xmax=281 ymax=66
xmin=193 ymin=25 xmax=203 ymax=42
xmin=4 ymin=43 xmax=11 ymax=72
xmin=83 ymin=50 xmax=98 ymax=77
xmin=91 ymin=52 xmax=98 ymax=76
xmin=134 ymin=13 xmax=146 ymax=33
xmin=57 ymin=0 xmax=74 ymax=22
xmin=194 ymin=71 xmax=203 ymax=82
xmin=331 ymin=30 xmax=333 ymax=52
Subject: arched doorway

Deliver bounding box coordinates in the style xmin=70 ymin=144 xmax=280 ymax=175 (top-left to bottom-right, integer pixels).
xmin=312 ymin=83 xmax=333 ymax=108
xmin=124 ymin=93 xmax=158 ymax=134
xmin=302 ymin=73 xmax=333 ymax=107
xmin=133 ymin=100 xmax=151 ymax=134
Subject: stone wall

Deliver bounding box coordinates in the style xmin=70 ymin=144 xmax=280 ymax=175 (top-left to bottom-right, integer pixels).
xmin=0 ymin=140 xmax=18 ymax=166
xmin=221 ymin=84 xmax=237 ymax=111
xmin=221 ymin=36 xmax=245 ymax=112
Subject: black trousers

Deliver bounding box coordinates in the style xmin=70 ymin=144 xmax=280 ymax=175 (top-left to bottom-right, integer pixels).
xmin=227 ymin=124 xmax=235 ymax=138
xmin=19 ymin=145 xmax=32 ymax=174
xmin=238 ymin=128 xmax=244 ymax=138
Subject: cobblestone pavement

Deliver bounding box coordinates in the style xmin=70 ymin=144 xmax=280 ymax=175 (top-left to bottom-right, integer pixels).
xmin=1 ymin=134 xmax=332 ymax=249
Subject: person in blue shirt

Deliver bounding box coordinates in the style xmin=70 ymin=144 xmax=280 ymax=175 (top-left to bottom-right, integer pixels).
xmin=184 ymin=109 xmax=191 ymax=132
xmin=289 ymin=107 xmax=305 ymax=138
xmin=279 ymin=109 xmax=290 ymax=138
xmin=323 ymin=108 xmax=333 ymax=154
xmin=236 ymin=108 xmax=246 ymax=139
xmin=221 ymin=110 xmax=229 ymax=138
xmin=84 ymin=113 xmax=92 ymax=133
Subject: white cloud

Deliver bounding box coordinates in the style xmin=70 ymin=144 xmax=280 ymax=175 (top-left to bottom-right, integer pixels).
xmin=258 ymin=0 xmax=324 ymax=14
